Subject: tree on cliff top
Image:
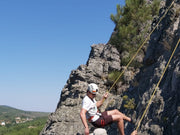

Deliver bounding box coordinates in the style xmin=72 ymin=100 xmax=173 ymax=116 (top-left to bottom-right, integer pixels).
xmin=109 ymin=0 xmax=160 ymax=66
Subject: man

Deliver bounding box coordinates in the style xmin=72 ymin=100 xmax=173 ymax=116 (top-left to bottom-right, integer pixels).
xmin=80 ymin=83 xmax=137 ymax=135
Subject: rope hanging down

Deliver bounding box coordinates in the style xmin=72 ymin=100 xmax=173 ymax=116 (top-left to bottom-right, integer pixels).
xmin=136 ymin=38 xmax=180 ymax=131
xmin=103 ymin=0 xmax=175 ymax=104
xmin=106 ymin=0 xmax=175 ymax=94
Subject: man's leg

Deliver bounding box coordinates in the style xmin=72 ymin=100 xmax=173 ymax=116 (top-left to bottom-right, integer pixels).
xmin=111 ymin=115 xmax=125 ymax=135
xmin=107 ymin=109 xmax=131 ymax=122
xmin=106 ymin=109 xmax=131 ymax=135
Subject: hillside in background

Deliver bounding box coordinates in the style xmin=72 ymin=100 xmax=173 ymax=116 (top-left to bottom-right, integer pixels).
xmin=0 ymin=116 xmax=48 ymax=135
xmin=0 ymin=105 xmax=50 ymax=135
xmin=0 ymin=105 xmax=49 ymax=124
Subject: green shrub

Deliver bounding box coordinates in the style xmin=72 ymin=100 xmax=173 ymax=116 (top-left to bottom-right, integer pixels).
xmin=123 ymin=95 xmax=136 ymax=110
xmin=108 ymin=70 xmax=122 ymax=82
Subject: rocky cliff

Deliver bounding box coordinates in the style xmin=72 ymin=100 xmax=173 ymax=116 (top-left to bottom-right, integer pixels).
xmin=40 ymin=0 xmax=180 ymax=135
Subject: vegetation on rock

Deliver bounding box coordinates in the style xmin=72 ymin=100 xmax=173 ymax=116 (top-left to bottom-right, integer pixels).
xmin=109 ymin=0 xmax=160 ymax=66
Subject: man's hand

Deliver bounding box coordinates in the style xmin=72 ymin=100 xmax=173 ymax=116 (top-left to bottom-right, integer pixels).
xmin=85 ymin=127 xmax=89 ymax=135
xmin=131 ymin=130 xmax=137 ymax=135
xmin=103 ymin=92 xmax=108 ymax=99
xmin=97 ymin=92 xmax=109 ymax=108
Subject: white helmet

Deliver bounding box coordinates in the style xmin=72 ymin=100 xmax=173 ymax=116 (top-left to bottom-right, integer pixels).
xmin=88 ymin=83 xmax=99 ymax=94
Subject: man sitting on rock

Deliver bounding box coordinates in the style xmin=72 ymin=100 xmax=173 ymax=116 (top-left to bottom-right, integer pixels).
xmin=80 ymin=83 xmax=137 ymax=135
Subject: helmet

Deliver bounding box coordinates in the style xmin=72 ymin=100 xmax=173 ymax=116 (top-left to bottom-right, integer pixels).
xmin=88 ymin=83 xmax=99 ymax=94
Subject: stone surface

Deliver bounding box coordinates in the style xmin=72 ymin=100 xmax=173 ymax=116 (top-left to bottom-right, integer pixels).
xmin=89 ymin=128 xmax=107 ymax=135
xmin=40 ymin=1 xmax=180 ymax=135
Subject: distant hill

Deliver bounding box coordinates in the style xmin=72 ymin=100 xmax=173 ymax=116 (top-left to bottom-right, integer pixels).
xmin=0 ymin=105 xmax=49 ymax=134
xmin=0 ymin=105 xmax=50 ymax=122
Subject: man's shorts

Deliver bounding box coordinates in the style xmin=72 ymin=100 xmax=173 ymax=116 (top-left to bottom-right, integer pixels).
xmin=92 ymin=111 xmax=113 ymax=127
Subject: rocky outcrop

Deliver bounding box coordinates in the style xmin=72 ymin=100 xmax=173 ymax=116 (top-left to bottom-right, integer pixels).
xmin=123 ymin=1 xmax=180 ymax=135
xmin=40 ymin=44 xmax=125 ymax=135
xmin=41 ymin=0 xmax=179 ymax=135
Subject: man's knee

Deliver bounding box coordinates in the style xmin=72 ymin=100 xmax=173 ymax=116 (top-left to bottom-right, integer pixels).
xmin=113 ymin=109 xmax=119 ymax=114
xmin=108 ymin=109 xmax=120 ymax=116
xmin=112 ymin=115 xmax=123 ymax=122
xmin=117 ymin=115 xmax=123 ymax=121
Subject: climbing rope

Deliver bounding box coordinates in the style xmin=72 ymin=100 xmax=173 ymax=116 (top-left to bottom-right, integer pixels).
xmin=106 ymin=0 xmax=175 ymax=95
xmin=104 ymin=0 xmax=178 ymax=130
xmin=102 ymin=0 xmax=177 ymax=130
xmin=136 ymin=38 xmax=180 ymax=131
xmin=103 ymin=0 xmax=175 ymax=104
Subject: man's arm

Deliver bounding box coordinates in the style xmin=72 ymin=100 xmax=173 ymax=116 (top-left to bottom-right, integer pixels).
xmin=80 ymin=108 xmax=89 ymax=135
xmin=96 ymin=92 xmax=108 ymax=108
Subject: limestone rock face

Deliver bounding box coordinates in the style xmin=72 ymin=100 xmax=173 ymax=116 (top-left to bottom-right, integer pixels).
xmin=124 ymin=1 xmax=180 ymax=135
xmin=40 ymin=0 xmax=180 ymax=135
xmin=40 ymin=44 xmax=122 ymax=135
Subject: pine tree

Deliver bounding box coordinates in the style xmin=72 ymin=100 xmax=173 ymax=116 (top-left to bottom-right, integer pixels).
xmin=109 ymin=0 xmax=160 ymax=66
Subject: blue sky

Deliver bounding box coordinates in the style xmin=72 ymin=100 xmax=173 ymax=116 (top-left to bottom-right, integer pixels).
xmin=0 ymin=0 xmax=125 ymax=112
